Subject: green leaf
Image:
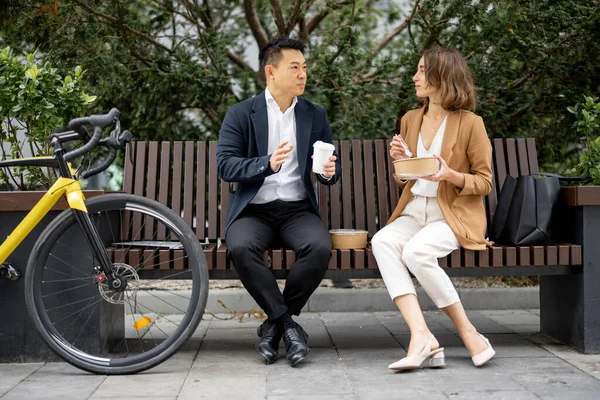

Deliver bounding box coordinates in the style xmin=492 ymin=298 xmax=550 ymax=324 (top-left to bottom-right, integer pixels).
xmin=81 ymin=93 xmax=97 ymax=104
xmin=25 ymin=65 xmax=39 ymax=80
xmin=64 ymin=75 xmax=72 ymax=84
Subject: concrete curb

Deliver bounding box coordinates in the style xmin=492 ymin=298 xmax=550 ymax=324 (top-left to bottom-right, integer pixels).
xmin=136 ymin=287 xmax=540 ymax=314
xmin=207 ymin=287 xmax=540 ymax=313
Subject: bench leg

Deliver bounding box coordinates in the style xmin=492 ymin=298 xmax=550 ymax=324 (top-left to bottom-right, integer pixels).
xmin=540 ymin=206 xmax=600 ymax=354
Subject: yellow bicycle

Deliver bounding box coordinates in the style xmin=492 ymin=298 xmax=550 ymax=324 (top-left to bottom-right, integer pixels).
xmin=0 ymin=109 xmax=208 ymax=374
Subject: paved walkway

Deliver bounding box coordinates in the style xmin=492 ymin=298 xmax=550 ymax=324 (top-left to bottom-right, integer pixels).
xmin=1 ymin=310 xmax=600 ymax=399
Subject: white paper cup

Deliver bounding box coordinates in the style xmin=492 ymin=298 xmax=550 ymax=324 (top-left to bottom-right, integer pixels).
xmin=312 ymin=141 xmax=335 ymax=174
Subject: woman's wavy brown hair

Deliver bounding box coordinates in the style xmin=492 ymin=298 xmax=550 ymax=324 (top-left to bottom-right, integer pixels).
xmin=420 ymin=47 xmax=476 ymax=111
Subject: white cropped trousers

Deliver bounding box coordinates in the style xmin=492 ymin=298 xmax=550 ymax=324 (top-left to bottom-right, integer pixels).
xmin=372 ymin=195 xmax=461 ymax=308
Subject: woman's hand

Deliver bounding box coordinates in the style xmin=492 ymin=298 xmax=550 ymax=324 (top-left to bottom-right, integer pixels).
xmin=422 ymin=154 xmax=465 ymax=188
xmin=390 ymin=135 xmax=411 ymax=160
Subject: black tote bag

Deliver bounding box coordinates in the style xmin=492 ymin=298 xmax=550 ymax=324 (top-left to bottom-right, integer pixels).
xmin=490 ymin=174 xmax=561 ymax=246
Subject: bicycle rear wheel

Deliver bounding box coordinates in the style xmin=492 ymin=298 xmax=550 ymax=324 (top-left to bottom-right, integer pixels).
xmin=25 ymin=193 xmax=209 ymax=374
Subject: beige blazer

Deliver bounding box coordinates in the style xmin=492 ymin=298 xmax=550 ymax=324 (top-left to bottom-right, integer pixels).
xmin=388 ymin=107 xmax=493 ymax=250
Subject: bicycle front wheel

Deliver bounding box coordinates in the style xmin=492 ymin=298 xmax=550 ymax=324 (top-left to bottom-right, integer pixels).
xmin=25 ymin=193 xmax=209 ymax=374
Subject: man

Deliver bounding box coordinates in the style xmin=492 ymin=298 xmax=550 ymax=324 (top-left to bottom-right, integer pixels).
xmin=217 ymin=38 xmax=341 ymax=366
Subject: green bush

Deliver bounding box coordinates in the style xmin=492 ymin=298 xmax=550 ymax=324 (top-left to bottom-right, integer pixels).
xmin=0 ymin=46 xmax=96 ymax=190
xmin=569 ymin=95 xmax=600 ymax=184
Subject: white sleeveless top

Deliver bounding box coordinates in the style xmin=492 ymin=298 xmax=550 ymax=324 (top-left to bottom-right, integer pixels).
xmin=411 ymin=116 xmax=447 ymax=198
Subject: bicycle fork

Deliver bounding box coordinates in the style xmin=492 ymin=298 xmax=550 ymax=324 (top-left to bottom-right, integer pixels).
xmin=71 ymin=209 xmax=123 ymax=290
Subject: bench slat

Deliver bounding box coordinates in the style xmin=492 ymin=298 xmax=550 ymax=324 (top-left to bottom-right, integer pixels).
xmin=330 ymin=141 xmax=341 ymax=229
xmin=216 ymin=243 xmax=227 ymax=270
xmin=204 ymin=243 xmax=216 ymax=270
xmin=492 ymin=138 xmax=507 ymax=193
xmin=174 ymin=249 xmax=185 ymax=270
xmin=329 ymin=250 xmax=338 ymax=269
xmin=450 ymin=249 xmax=461 ymax=268
xmin=196 ymin=142 xmax=207 ymax=240
xmin=505 ymin=139 xmax=519 ymax=178
xmin=171 ymin=141 xmax=183 ymax=217
xmin=285 ymin=249 xmax=296 ymax=270
xmin=464 ymin=249 xmax=475 ymax=268
xmin=352 ymin=140 xmax=366 ymax=231
xmin=144 ymin=142 xmax=159 ymax=240
xmin=504 ymin=247 xmax=517 ymax=267
xmin=123 ymin=141 xmax=135 ymax=195
xmin=363 ymin=141 xmax=378 ymax=238
xmin=526 ymin=138 xmax=539 ymax=174
xmin=272 ymin=249 xmax=283 ymax=270
xmin=477 ymin=249 xmax=489 ymax=267
xmin=157 ymin=142 xmax=171 ymax=241
xmin=439 ymin=256 xmax=448 ymax=268
xmin=208 ymin=141 xmax=218 ymax=240
xmin=341 ymin=141 xmax=353 ymax=228
xmin=367 ymin=247 xmax=376 ymax=269
xmin=571 ymin=245 xmax=582 ymax=265
xmin=516 ymin=138 xmax=530 ymax=176
xmin=132 ymin=142 xmax=147 ymax=240
xmin=375 ymin=140 xmax=389 ymax=233
xmin=385 ymin=139 xmax=400 ymax=209
xmin=183 ymin=142 xmax=195 ymax=230
xmin=353 ymin=249 xmax=365 ymax=270
xmin=532 ymin=246 xmax=545 ymax=266
xmin=340 ymin=249 xmax=351 ymax=270
xmin=545 ymin=245 xmax=558 ymax=266
xmin=491 ymin=246 xmax=503 ymax=266
xmin=220 ymin=178 xmax=230 ymax=239
xmin=558 ymin=245 xmax=570 ymax=265
xmin=518 ymin=247 xmax=531 ymax=266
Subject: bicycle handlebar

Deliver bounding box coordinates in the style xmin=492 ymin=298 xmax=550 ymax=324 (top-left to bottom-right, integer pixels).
xmin=68 ymin=108 xmax=120 ymax=134
xmin=61 ymin=108 xmax=132 ymax=179
xmin=79 ymin=130 xmax=133 ymax=179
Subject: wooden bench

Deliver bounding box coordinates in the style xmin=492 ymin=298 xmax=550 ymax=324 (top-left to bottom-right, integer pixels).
xmin=123 ymin=138 xmax=581 ymax=276
xmin=122 ymin=138 xmax=600 ymax=353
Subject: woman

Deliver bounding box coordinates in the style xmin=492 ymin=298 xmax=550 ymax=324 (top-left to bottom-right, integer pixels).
xmin=372 ymin=47 xmax=495 ymax=371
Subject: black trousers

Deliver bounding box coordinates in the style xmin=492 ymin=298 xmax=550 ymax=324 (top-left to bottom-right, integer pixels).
xmin=226 ymin=199 xmax=332 ymax=320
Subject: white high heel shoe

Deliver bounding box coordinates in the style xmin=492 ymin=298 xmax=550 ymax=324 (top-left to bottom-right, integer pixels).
xmin=471 ymin=333 xmax=495 ymax=367
xmin=388 ymin=336 xmax=445 ymax=371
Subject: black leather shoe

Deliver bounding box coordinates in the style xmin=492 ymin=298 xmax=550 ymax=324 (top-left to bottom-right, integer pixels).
xmin=282 ymin=322 xmax=310 ymax=367
xmin=256 ymin=320 xmax=283 ymax=364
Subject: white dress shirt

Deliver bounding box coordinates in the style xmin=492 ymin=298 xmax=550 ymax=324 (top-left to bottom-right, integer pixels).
xmin=251 ymin=88 xmax=307 ymax=204
xmin=411 ymin=116 xmax=447 ymax=198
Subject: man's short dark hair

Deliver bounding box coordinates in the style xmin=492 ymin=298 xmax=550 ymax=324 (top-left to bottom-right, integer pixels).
xmin=259 ymin=38 xmax=306 ymax=79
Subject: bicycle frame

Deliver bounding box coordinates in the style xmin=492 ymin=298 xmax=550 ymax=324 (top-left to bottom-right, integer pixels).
xmin=0 ymin=152 xmax=115 ymax=279
xmin=0 ymin=174 xmax=87 ymax=265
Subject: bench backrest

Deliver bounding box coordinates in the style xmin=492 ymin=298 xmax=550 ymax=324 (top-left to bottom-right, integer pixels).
xmin=123 ymin=138 xmax=539 ymax=242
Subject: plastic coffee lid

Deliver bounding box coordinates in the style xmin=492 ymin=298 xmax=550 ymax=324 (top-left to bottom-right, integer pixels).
xmin=313 ymin=140 xmax=335 ymax=150
xmin=329 ymin=229 xmax=368 ymax=235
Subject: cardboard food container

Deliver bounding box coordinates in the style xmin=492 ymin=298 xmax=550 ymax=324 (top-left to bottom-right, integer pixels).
xmin=392 ymin=157 xmax=437 ymax=178
xmin=329 ymin=229 xmax=368 ymax=250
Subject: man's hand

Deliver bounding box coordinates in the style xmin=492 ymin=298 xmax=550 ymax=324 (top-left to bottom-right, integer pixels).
xmin=322 ymin=155 xmax=337 ymax=178
xmin=270 ymin=141 xmax=294 ymax=172
xmin=312 ymin=154 xmax=337 ymax=178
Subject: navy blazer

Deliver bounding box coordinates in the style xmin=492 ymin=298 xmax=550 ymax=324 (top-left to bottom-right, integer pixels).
xmin=217 ymin=91 xmax=341 ymax=235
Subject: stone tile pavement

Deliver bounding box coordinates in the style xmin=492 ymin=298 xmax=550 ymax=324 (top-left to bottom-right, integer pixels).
xmin=1 ymin=310 xmax=600 ymax=399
